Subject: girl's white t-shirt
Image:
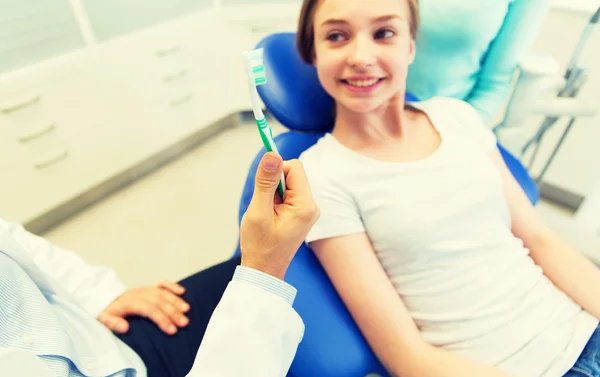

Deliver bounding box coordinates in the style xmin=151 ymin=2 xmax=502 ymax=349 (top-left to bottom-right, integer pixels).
xmin=299 ymin=97 xmax=598 ymax=377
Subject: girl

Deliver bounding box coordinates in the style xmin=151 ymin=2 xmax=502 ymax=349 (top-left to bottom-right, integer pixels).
xmin=296 ymin=0 xmax=600 ymax=376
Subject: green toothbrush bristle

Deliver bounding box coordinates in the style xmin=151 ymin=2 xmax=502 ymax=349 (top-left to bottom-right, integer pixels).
xmin=249 ymin=48 xmax=267 ymax=85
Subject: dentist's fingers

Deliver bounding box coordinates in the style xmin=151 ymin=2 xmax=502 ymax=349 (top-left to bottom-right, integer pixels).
xmin=248 ymin=152 xmax=284 ymax=215
xmin=280 ymin=159 xmax=313 ymax=201
xmin=240 ymin=157 xmax=319 ymax=280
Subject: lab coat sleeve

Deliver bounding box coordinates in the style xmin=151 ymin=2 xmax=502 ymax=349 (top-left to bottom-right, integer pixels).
xmin=0 ymin=218 xmax=127 ymax=318
xmin=186 ymin=279 xmax=305 ymax=377
xmin=467 ymin=0 xmax=551 ymax=124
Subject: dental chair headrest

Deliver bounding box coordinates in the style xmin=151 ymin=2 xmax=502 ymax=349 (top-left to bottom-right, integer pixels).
xmin=256 ymin=33 xmax=335 ymax=133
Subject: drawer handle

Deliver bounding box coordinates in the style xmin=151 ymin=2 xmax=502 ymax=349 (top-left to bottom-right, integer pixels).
xmin=163 ymin=69 xmax=189 ymax=83
xmin=169 ymin=94 xmax=193 ymax=107
xmin=1 ymin=95 xmax=41 ymax=114
xmin=35 ymin=150 xmax=69 ymax=170
xmin=155 ymin=45 xmax=181 ymax=57
xmin=18 ymin=123 xmax=56 ymax=143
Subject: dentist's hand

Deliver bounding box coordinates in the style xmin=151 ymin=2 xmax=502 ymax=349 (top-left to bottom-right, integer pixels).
xmin=240 ymin=152 xmax=320 ymax=280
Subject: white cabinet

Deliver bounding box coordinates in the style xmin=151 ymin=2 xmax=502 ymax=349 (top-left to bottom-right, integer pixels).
xmin=0 ymin=8 xmax=237 ymax=225
xmin=97 ymin=11 xmax=233 ymax=157
xmin=0 ymin=3 xmax=302 ymax=227
xmin=0 ymin=50 xmax=115 ymax=222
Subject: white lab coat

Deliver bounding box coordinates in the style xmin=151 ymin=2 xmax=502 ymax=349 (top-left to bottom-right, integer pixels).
xmin=0 ymin=219 xmax=128 ymax=318
xmin=0 ymin=219 xmax=304 ymax=377
xmin=187 ymin=279 xmax=304 ymax=376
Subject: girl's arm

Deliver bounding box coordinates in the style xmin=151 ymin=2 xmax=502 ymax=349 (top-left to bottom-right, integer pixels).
xmin=491 ymin=149 xmax=600 ymax=320
xmin=310 ymin=234 xmax=516 ymax=377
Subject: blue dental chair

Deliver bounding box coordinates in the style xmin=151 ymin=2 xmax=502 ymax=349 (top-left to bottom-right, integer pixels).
xmin=233 ymin=32 xmax=539 ymax=377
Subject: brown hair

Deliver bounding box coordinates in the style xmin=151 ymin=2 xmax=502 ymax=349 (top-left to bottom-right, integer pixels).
xmin=296 ymin=0 xmax=420 ymax=64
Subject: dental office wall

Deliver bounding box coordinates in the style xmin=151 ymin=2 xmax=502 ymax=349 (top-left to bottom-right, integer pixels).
xmin=0 ymin=0 xmax=597 ymax=234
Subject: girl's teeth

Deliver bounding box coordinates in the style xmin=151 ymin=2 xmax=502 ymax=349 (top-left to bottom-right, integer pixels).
xmin=347 ymin=79 xmax=379 ymax=87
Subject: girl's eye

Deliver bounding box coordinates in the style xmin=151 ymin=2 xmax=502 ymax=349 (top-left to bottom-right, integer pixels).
xmin=327 ymin=32 xmax=346 ymax=42
xmin=374 ymin=29 xmax=395 ymax=39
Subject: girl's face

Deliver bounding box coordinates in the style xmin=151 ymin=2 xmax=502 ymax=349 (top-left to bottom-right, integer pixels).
xmin=312 ymin=0 xmax=416 ymax=114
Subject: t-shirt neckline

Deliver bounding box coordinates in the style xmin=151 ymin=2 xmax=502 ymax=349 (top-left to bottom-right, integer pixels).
xmin=323 ymin=100 xmax=446 ymax=169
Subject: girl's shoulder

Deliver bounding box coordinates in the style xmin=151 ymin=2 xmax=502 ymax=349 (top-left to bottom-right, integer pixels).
xmin=410 ymin=97 xmax=497 ymax=152
xmin=298 ymin=134 xmax=363 ymax=192
xmin=408 ymin=97 xmax=479 ymax=123
xmin=298 ymin=134 xmax=339 ymax=183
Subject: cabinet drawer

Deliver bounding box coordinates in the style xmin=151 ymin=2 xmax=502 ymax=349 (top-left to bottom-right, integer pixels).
xmin=98 ymin=18 xmax=199 ymax=114
xmin=0 ymin=53 xmax=96 ymax=166
xmin=99 ymin=11 xmax=233 ymax=137
xmin=0 ymin=123 xmax=26 ymax=170
xmin=1 ymin=144 xmax=74 ymax=223
xmin=0 ymin=51 xmax=117 ymax=222
xmin=0 ymin=116 xmax=122 ymax=224
xmin=0 ymin=122 xmax=65 ymax=169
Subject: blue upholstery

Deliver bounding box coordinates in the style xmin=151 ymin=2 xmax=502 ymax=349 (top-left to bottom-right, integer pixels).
xmin=234 ymin=32 xmax=539 ymax=377
xmin=498 ymin=145 xmax=539 ymax=205
xmin=256 ymin=33 xmax=333 ymax=133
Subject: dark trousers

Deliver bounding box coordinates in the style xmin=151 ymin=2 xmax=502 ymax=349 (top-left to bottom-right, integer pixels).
xmin=118 ymin=256 xmax=241 ymax=377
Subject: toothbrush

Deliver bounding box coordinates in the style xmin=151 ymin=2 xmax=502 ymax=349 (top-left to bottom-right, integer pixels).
xmin=242 ymin=48 xmax=286 ymax=199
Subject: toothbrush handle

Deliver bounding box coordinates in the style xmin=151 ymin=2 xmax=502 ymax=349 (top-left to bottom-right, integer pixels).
xmin=256 ymin=117 xmax=286 ymax=198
